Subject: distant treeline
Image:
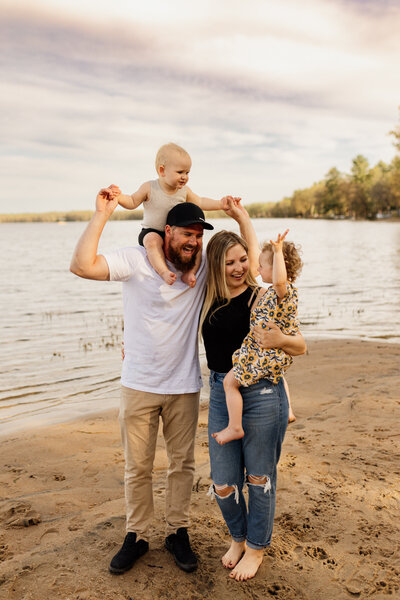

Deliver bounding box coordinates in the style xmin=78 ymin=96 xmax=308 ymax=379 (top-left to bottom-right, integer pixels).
xmin=243 ymin=109 xmax=400 ymax=220
xmin=2 ymin=109 xmax=400 ymax=223
xmin=242 ymin=155 xmax=400 ymax=220
xmin=0 ymin=209 xmax=144 ymax=223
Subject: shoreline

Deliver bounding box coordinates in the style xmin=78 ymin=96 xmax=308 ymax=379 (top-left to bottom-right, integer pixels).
xmin=1 ymin=339 xmax=399 ymax=599
xmin=1 ymin=337 xmax=399 ymax=439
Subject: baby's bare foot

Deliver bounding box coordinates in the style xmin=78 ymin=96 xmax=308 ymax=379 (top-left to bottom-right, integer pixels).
xmin=230 ymin=547 xmax=264 ymax=581
xmin=160 ymin=270 xmax=177 ymax=285
xmin=222 ymin=540 xmax=245 ymax=569
xmin=288 ymin=409 xmax=296 ymax=424
xmin=212 ymin=426 xmax=244 ymax=445
xmin=181 ymin=271 xmax=196 ymax=287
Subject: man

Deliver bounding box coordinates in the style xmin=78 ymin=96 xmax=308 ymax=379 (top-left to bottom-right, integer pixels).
xmin=70 ymin=187 xmax=220 ymax=575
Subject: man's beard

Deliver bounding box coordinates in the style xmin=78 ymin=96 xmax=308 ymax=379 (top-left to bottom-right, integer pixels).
xmin=168 ymin=244 xmax=198 ymax=273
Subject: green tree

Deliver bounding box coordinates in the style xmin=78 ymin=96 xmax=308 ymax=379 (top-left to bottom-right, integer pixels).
xmin=349 ymin=155 xmax=375 ymax=218
xmin=319 ymin=167 xmax=347 ymax=216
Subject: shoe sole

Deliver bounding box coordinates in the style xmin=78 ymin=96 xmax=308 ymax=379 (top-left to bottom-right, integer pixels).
xmin=165 ymin=539 xmax=198 ymax=573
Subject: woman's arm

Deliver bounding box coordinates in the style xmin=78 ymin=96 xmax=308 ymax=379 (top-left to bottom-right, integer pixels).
xmin=253 ymin=322 xmax=307 ymax=356
xmin=224 ymin=199 xmax=260 ymax=278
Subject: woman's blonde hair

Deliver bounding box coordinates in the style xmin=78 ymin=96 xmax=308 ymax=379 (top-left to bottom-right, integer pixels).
xmin=261 ymin=240 xmax=303 ymax=282
xmin=199 ymin=231 xmax=258 ymax=334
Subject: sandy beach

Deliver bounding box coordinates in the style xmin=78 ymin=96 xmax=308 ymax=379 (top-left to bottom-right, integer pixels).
xmin=0 ymin=339 xmax=399 ymax=600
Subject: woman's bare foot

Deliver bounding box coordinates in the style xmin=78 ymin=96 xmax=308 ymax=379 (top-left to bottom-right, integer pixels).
xmin=181 ymin=271 xmax=196 ymax=287
xmin=222 ymin=540 xmax=245 ymax=569
xmin=229 ymin=547 xmax=264 ymax=581
xmin=212 ymin=425 xmax=244 ymax=445
xmin=160 ymin=269 xmax=177 ymax=285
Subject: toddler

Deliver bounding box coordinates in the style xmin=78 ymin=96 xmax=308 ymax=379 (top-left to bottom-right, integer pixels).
xmin=212 ymin=230 xmax=302 ymax=445
xmin=111 ymin=143 xmax=236 ymax=287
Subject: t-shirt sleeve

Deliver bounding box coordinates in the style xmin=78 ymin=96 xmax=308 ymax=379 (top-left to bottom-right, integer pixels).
xmin=102 ymin=247 xmax=138 ymax=282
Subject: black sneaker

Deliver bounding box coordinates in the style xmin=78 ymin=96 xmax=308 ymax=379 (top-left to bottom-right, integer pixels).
xmin=165 ymin=527 xmax=198 ymax=573
xmin=109 ymin=532 xmax=149 ymax=574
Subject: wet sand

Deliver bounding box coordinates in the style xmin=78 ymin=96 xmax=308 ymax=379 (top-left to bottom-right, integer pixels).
xmin=0 ymin=339 xmax=399 ymax=600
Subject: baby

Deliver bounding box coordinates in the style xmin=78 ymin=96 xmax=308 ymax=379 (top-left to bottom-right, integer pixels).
xmin=111 ymin=143 xmax=237 ymax=287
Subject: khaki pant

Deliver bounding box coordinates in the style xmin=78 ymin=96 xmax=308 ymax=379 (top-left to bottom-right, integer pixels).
xmin=119 ymin=385 xmax=200 ymax=541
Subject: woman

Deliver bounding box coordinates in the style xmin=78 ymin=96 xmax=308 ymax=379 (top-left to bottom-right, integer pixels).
xmin=200 ymin=203 xmax=306 ymax=581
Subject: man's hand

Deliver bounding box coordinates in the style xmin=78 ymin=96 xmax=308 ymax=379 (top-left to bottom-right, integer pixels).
xmin=96 ymin=186 xmax=120 ymax=217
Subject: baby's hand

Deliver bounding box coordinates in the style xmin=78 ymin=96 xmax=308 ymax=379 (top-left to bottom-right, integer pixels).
xmin=221 ymin=196 xmax=242 ymax=211
xmin=220 ymin=196 xmax=231 ymax=211
xmin=107 ymin=184 xmax=121 ymax=199
xmin=270 ymin=229 xmax=289 ymax=253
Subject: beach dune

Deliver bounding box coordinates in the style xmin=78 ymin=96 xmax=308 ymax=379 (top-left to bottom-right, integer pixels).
xmin=0 ymin=339 xmax=399 ymax=600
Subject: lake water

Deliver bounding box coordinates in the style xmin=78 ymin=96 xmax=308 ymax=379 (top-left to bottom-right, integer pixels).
xmin=1 ymin=218 xmax=399 ymax=434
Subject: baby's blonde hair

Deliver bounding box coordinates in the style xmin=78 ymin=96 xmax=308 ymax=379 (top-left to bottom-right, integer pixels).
xmin=155 ymin=143 xmax=191 ymax=172
xmin=261 ymin=240 xmax=303 ymax=282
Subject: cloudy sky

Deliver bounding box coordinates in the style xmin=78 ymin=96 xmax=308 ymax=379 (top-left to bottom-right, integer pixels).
xmin=2 ymin=0 xmax=400 ymax=214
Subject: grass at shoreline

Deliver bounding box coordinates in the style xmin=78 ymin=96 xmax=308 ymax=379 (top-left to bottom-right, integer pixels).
xmin=0 ymin=209 xmax=399 ymax=223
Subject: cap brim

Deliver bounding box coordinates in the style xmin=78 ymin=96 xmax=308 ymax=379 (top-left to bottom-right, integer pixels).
xmin=175 ymin=219 xmax=214 ymax=230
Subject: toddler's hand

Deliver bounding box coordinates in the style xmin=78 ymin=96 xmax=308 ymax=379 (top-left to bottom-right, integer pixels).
xmin=270 ymin=229 xmax=289 ymax=253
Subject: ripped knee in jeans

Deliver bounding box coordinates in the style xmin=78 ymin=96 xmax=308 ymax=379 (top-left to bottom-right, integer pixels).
xmin=246 ymin=474 xmax=271 ymax=493
xmin=207 ymin=483 xmax=239 ymax=503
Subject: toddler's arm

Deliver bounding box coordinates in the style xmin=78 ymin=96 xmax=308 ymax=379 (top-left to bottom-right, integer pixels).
xmin=271 ymin=230 xmax=289 ymax=299
xmin=115 ymin=181 xmax=150 ymax=210
xmin=186 ymin=189 xmax=240 ymax=212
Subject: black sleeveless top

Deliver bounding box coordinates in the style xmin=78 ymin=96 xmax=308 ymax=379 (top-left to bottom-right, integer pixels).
xmin=202 ymin=286 xmax=256 ymax=373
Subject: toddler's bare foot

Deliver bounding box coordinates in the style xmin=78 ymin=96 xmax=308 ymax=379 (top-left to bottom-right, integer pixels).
xmin=160 ymin=270 xmax=177 ymax=285
xmin=288 ymin=409 xmax=296 ymax=424
xmin=222 ymin=540 xmax=245 ymax=569
xmin=212 ymin=426 xmax=244 ymax=445
xmin=181 ymin=271 xmax=196 ymax=287
xmin=230 ymin=547 xmax=264 ymax=581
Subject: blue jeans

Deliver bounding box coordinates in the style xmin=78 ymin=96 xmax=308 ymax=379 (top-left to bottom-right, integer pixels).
xmin=208 ymin=371 xmax=288 ymax=549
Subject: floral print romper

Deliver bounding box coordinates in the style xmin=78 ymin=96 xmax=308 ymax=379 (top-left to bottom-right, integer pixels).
xmin=232 ymin=282 xmax=299 ymax=386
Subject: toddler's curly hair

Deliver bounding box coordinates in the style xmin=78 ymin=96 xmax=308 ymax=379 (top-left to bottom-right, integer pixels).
xmin=261 ymin=240 xmax=303 ymax=282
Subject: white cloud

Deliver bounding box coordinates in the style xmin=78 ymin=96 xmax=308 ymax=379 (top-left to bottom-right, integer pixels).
xmin=1 ymin=0 xmax=399 ymax=212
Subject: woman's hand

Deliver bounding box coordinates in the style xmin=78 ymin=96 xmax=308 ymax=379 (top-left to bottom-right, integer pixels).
xmin=253 ymin=322 xmax=284 ymax=349
xmin=223 ymin=197 xmax=248 ymax=221
xmin=253 ymin=323 xmax=307 ymax=356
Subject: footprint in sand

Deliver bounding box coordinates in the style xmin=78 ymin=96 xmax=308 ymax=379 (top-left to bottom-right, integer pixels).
xmin=304 ymin=545 xmax=329 ymax=560
xmin=267 ymin=583 xmax=296 ymax=598
xmin=40 ymin=528 xmax=59 ymax=542
xmin=2 ymin=502 xmax=41 ymax=528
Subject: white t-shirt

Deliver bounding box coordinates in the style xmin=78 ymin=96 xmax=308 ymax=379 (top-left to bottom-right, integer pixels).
xmin=103 ymin=246 xmax=206 ymax=394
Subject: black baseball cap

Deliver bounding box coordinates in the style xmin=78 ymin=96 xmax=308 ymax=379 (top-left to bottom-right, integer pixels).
xmin=166 ymin=202 xmax=214 ymax=230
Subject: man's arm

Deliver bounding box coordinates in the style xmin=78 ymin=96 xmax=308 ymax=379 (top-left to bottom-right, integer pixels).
xmin=223 ymin=199 xmax=260 ymax=278
xmin=70 ymin=187 xmax=118 ymax=281
xmin=253 ymin=323 xmax=307 ymax=356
